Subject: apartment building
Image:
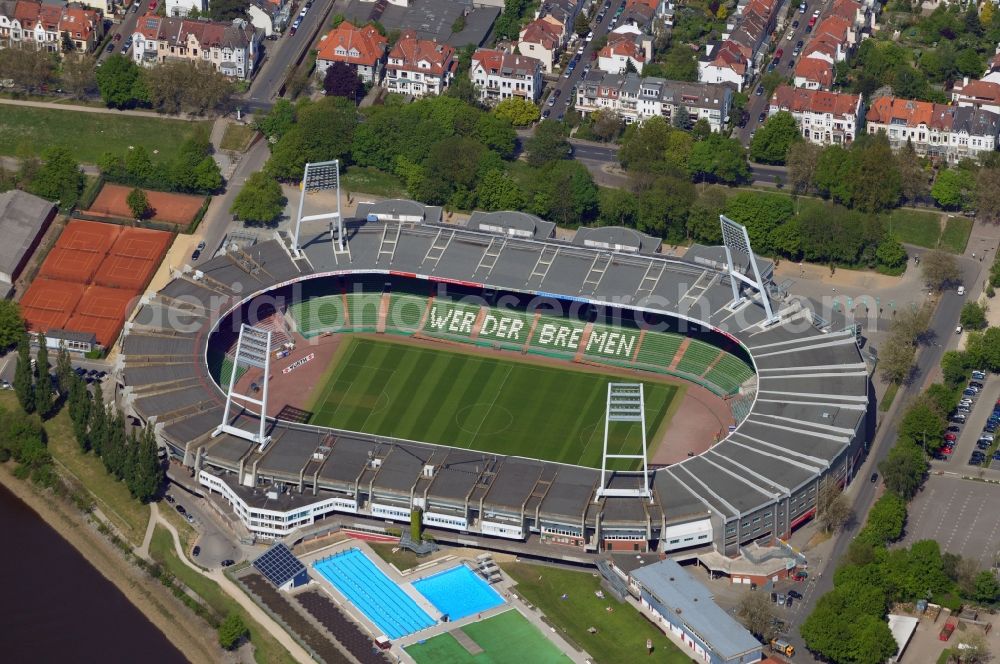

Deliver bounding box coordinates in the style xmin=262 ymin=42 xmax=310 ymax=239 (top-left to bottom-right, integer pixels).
xmin=383 ymin=30 xmax=456 ymax=97
xmin=315 ymin=21 xmax=387 ymax=83
xmin=470 ymin=48 xmax=542 ymax=104
xmin=768 ymin=85 xmax=863 ymax=145
xmin=0 ymin=1 xmax=103 ymax=53
xmin=132 ymin=16 xmax=260 ymax=81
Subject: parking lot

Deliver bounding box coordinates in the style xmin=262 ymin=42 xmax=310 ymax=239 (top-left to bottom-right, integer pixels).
xmin=902 ymin=473 xmax=1000 ymax=566
xmin=933 ymin=373 xmax=1000 ymax=469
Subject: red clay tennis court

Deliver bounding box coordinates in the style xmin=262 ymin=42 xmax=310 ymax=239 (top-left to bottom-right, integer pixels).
xmin=38 ymin=247 xmax=105 ymax=283
xmin=21 ymin=278 xmax=86 ymax=335
xmin=56 ymin=219 xmax=121 ymax=254
xmin=112 ymin=227 xmax=174 ymax=260
xmin=87 ymin=183 xmax=205 ymax=226
xmin=94 ymin=254 xmax=159 ymax=290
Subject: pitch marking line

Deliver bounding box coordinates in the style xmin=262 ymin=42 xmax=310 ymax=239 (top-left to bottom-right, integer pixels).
xmin=464 ymin=366 xmax=513 ymax=451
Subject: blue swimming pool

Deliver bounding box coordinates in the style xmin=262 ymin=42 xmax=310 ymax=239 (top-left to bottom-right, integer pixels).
xmin=413 ymin=565 xmax=504 ymax=621
xmin=313 ymin=548 xmax=435 ymax=639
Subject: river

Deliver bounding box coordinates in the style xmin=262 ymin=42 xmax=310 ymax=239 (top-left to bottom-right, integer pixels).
xmin=0 ymin=482 xmax=189 ymax=663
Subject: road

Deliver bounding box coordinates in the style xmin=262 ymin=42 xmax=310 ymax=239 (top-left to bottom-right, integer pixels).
xmin=245 ymin=0 xmax=337 ymax=111
xmin=735 ymin=0 xmax=838 ymax=145
xmin=785 ymin=254 xmax=983 ymax=660
xmin=98 ymin=0 xmax=146 ymax=63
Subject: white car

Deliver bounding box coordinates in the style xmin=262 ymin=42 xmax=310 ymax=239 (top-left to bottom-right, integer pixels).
xmin=958 ymin=285 xmax=966 ymax=295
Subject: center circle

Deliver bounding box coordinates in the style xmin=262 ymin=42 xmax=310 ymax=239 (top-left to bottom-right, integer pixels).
xmin=455 ymin=404 xmax=515 ymax=436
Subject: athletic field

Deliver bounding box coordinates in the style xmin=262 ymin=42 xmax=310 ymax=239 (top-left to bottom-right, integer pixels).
xmin=405 ymin=610 xmax=571 ymax=664
xmin=307 ymin=338 xmax=681 ymax=469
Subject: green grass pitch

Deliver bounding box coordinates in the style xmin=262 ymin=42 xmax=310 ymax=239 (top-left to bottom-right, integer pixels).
xmin=307 ymin=337 xmax=681 ymax=469
xmin=405 ymin=610 xmax=571 ymax=664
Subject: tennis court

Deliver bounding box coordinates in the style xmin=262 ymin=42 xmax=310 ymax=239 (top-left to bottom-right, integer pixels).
xmin=38 ymin=247 xmax=105 ymax=283
xmin=87 ymin=183 xmax=205 ymax=226
xmin=56 ymin=219 xmax=121 ymax=254
xmin=20 ymin=278 xmax=86 ymax=333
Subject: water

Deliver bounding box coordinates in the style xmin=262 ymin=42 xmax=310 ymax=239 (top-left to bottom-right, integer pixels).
xmin=413 ymin=565 xmax=505 ymax=621
xmin=313 ymin=548 xmax=435 ymax=639
xmin=0 ymin=483 xmax=188 ymax=664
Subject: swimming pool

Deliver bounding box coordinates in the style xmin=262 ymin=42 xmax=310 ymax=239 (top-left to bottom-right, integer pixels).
xmin=413 ymin=565 xmax=505 ymax=621
xmin=313 ymin=548 xmax=435 ymax=639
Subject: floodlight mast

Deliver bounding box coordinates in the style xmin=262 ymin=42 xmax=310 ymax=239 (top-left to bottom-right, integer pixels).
xmin=719 ymin=214 xmax=778 ymax=324
xmin=213 ymin=324 xmax=272 ymax=451
xmin=292 ymin=160 xmax=343 ymax=256
xmin=596 ymin=383 xmax=653 ymax=502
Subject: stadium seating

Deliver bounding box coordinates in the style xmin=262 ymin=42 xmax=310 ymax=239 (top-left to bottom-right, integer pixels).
xmin=420 ymin=299 xmax=482 ymax=341
xmin=633 ymin=331 xmax=684 ymax=369
xmin=705 ymin=353 xmax=756 ymax=395
xmin=346 ymin=294 xmax=382 ymax=331
xmin=476 ymin=308 xmax=534 ymax=349
xmin=208 ymin=350 xmax=246 ymax=387
xmin=528 ymin=315 xmax=586 ymax=358
xmin=386 ymin=294 xmax=426 ymax=332
xmin=288 ymin=295 xmax=346 ymax=337
xmin=581 ymin=323 xmax=641 ymax=366
xmin=730 ymin=391 xmax=756 ymax=423
xmin=675 ymin=339 xmax=722 ymax=378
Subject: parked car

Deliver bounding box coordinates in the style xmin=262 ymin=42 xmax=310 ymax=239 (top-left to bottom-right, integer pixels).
xmin=788 ymin=590 xmax=802 ymax=599
xmin=972 ymin=370 xmax=986 ymax=380
xmin=176 ymin=504 xmax=186 ymax=514
xmin=164 ymin=494 xmax=175 ymax=504
xmin=945 ymin=433 xmax=957 ymax=442
xmin=870 ymin=472 xmax=878 ymax=483
xmin=105 ymin=43 xmax=114 ymax=53
xmin=221 ymin=559 xmax=235 ymax=567
xmin=792 ymin=19 xmax=799 ymax=27
xmin=775 ymin=48 xmax=784 ymax=59
xmin=758 ymin=111 xmax=767 ymax=123
xmin=947 ymin=425 xmax=962 ymax=433
xmin=970 ymin=381 xmax=984 ymax=389
xmin=755 ymin=85 xmax=764 ymax=96
xmin=192 ymin=545 xmax=200 ymax=557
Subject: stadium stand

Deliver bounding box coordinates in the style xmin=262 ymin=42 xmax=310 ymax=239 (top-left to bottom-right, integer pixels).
xmin=528 ymin=315 xmax=586 ymax=359
xmin=386 ymin=294 xmax=427 ymax=332
xmin=475 ymin=307 xmax=534 ymax=350
xmin=420 ymin=299 xmax=483 ymax=341
xmin=289 ymin=295 xmax=346 ymax=337
xmin=675 ymin=339 xmax=722 ymax=377
xmin=581 ymin=323 xmax=641 ymax=366
xmin=634 ymin=331 xmax=684 ymax=369
xmin=347 ymin=293 xmax=382 ymax=331
xmin=705 ymin=353 xmax=756 ymax=395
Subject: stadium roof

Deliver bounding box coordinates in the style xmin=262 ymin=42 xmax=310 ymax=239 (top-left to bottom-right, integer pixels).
xmin=120 ymin=210 xmax=867 ymax=538
xmin=631 ymin=559 xmax=761 ymax=660
xmin=253 ymin=543 xmax=306 ymax=588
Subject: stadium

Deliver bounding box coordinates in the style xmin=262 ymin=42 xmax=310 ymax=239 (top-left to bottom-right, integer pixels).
xmin=118 ymin=197 xmax=871 ymax=559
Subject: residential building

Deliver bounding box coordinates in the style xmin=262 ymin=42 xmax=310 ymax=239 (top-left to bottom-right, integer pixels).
xmin=517 ymin=17 xmax=561 ymax=73
xmin=793 ymin=57 xmax=833 ymax=90
xmin=596 ymin=32 xmax=648 ymax=74
xmin=535 ymin=0 xmax=577 ymax=35
xmin=470 ymin=48 xmax=542 ymax=104
xmin=0 ymin=1 xmax=102 ymax=53
xmin=246 ymin=0 xmax=282 ymax=37
xmin=165 ymin=0 xmax=204 ymax=17
xmin=577 ymin=70 xmax=733 ymax=132
xmin=383 ymin=30 xmax=456 ymax=97
xmin=829 ymin=0 xmax=873 ymax=35
xmin=865 ymin=95 xmax=1000 ymax=164
xmin=951 ymin=77 xmax=1000 ymax=115
xmin=812 ymin=15 xmax=851 ymax=61
xmin=630 ymin=560 xmax=764 ymax=664
xmin=132 ymin=17 xmax=261 ymax=81
xmin=315 ymin=21 xmax=387 ymax=83
xmin=768 ymin=85 xmax=863 ymax=145
xmin=698 ymin=41 xmax=751 ymax=91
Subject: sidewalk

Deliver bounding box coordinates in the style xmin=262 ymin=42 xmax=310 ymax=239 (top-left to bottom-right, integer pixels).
xmin=0 ymin=96 xmax=204 ymax=121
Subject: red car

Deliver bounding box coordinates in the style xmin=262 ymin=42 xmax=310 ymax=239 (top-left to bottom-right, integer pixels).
xmin=808 ymin=15 xmax=817 ymax=26
xmin=945 ymin=433 xmax=957 ymax=441
xmin=774 ymin=48 xmax=784 ymax=59
xmin=942 ymin=446 xmax=954 ymax=455
xmin=149 ymin=0 xmax=157 ymax=9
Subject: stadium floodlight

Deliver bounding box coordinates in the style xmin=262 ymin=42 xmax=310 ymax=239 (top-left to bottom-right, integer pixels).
xmin=292 ymin=159 xmax=344 ymax=257
xmin=719 ymin=214 xmax=778 ymax=325
xmin=596 ymin=383 xmax=653 ymax=501
xmin=213 ymin=324 xmax=272 ymax=451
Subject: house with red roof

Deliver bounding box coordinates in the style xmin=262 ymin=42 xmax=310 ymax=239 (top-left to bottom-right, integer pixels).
xmin=384 ymin=30 xmax=456 ymax=98
xmin=132 ymin=16 xmax=261 ymax=80
xmin=315 ymin=21 xmax=388 ymax=84
xmin=597 ymin=32 xmax=648 ymax=74
xmin=0 ymin=1 xmax=103 ymax=53
xmin=698 ymin=40 xmax=751 ymax=91
xmin=793 ymin=57 xmax=833 ymax=90
xmin=60 ymin=5 xmax=102 ymax=52
xmin=517 ymin=17 xmax=563 ymax=73
xmin=471 ymin=48 xmax=542 ymax=104
xmin=768 ymin=85 xmax=862 ymax=145
xmin=951 ymin=77 xmax=1000 ymax=115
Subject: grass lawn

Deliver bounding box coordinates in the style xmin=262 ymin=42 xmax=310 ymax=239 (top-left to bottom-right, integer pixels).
xmin=368 ymin=541 xmax=427 ymax=571
xmin=886 ymin=208 xmax=943 ymax=249
xmin=0 ymin=392 xmax=151 ymax=545
xmin=342 ymin=166 xmax=407 ymax=198
xmin=0 ymin=106 xmax=212 ymax=163
xmin=501 ymin=562 xmax=689 ymax=664
xmin=306 ymin=337 xmax=678 ymax=469
xmin=879 ymin=383 xmax=899 ymax=413
xmin=149 ymin=526 xmax=295 ymax=664
xmin=940 ymin=216 xmax=973 ymax=254
xmin=406 ymin=609 xmax=572 ymax=664
xmin=219 ymin=122 xmax=257 ymax=152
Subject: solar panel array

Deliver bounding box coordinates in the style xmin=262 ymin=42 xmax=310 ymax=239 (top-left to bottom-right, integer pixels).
xmin=253 ymin=543 xmax=306 ymax=588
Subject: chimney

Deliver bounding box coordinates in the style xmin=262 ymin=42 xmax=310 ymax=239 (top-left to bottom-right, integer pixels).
xmin=963 ymin=76 xmax=969 ymax=87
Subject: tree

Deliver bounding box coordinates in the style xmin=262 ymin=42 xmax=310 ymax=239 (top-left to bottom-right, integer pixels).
xmin=33 ymin=333 xmax=52 ymax=419
xmin=932 ymin=168 xmax=975 ymax=210
xmin=723 ymin=191 xmax=794 ymax=250
xmin=816 ymin=480 xmax=852 ymax=533
xmin=689 ymin=134 xmax=749 ymax=184
xmin=474 ymin=113 xmax=517 ymax=159
xmin=876 ymin=237 xmax=907 ymax=271
xmin=131 ymin=425 xmax=163 ymax=503
xmin=144 ymin=61 xmax=232 ymax=114
xmin=0 ymin=300 xmax=24 ymax=351
xmin=878 ymin=338 xmax=916 ymax=384
xmin=858 ymin=491 xmax=907 ymax=546
xmin=218 ymin=612 xmax=249 ymax=650
xmin=801 ymin=593 xmax=898 ymax=664
xmin=660 ymin=44 xmax=698 ymax=82
xmin=61 ymin=57 xmax=98 ymax=98
xmin=267 ymin=97 xmax=356 ymax=181
xmin=750 ymin=112 xmax=801 ymax=165
xmin=921 ymin=249 xmax=961 ymax=290
xmin=322 ymin=62 xmax=364 ymax=101
xmin=590 ymin=110 xmax=623 ymax=142
xmin=897 ymin=141 xmax=930 ymax=204
xmin=737 ymin=591 xmax=779 ymax=641
xmin=88 ymin=382 xmax=108 ymax=456
xmin=27 ymin=146 xmax=84 ymax=209
xmin=955 ymin=633 xmax=991 ymax=664
xmin=230 ymin=172 xmax=286 ymax=225
xmin=686 ymin=188 xmax=727 ymax=243
xmin=68 ymin=374 xmax=91 ymax=452
xmin=209 ymin=0 xmax=249 ymax=20
xmin=924 ymin=383 xmax=959 ymax=419
xmin=126 ymin=188 xmax=150 ymax=220
xmin=599 ymin=187 xmax=640 ymax=228
xmin=0 ymin=48 xmax=55 ymax=93
xmin=530 ymin=160 xmax=599 ymax=226
xmin=494 ymin=97 xmax=540 ymax=127
xmin=573 ymin=11 xmax=591 ymax=36
xmin=475 ymin=169 xmax=526 ymax=211
xmin=526 ymin=120 xmax=571 ymax=167
xmin=255 ymin=98 xmax=297 ymax=141
xmin=13 ymin=334 xmax=34 ymax=414
xmin=974 ymin=167 xmax=1000 ymax=223
xmin=410 ymin=506 xmax=422 ymax=541
xmin=786 ymin=142 xmax=821 ymax=194
xmin=973 ymin=570 xmax=1000 ymax=604
xmin=960 ymin=302 xmax=988 ymax=330
xmin=899 ymin=399 xmax=946 ymax=449
xmin=879 ymin=440 xmax=928 ymax=500
xmin=55 ymin=343 xmax=73 ymax=393
xmin=95 ymin=55 xmax=148 ymax=109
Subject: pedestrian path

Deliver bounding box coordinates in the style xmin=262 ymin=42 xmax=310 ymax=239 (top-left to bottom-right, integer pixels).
xmin=0 ymin=96 xmax=202 ymax=120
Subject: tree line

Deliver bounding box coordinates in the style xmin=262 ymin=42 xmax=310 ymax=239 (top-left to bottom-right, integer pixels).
xmin=97 ymin=129 xmax=223 ymax=196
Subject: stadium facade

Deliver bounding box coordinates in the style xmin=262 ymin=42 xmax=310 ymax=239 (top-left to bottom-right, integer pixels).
xmin=118 ymin=201 xmax=871 ymax=558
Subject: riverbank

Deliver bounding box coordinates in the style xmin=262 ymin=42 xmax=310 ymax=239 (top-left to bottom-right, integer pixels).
xmin=0 ymin=463 xmax=224 ymax=664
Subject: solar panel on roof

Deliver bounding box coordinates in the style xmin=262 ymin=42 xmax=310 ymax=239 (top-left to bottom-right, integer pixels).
xmin=252 ymin=543 xmax=306 ymax=588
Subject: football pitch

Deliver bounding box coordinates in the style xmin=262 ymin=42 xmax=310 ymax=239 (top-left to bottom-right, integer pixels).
xmin=306 ymin=338 xmax=682 ymax=469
